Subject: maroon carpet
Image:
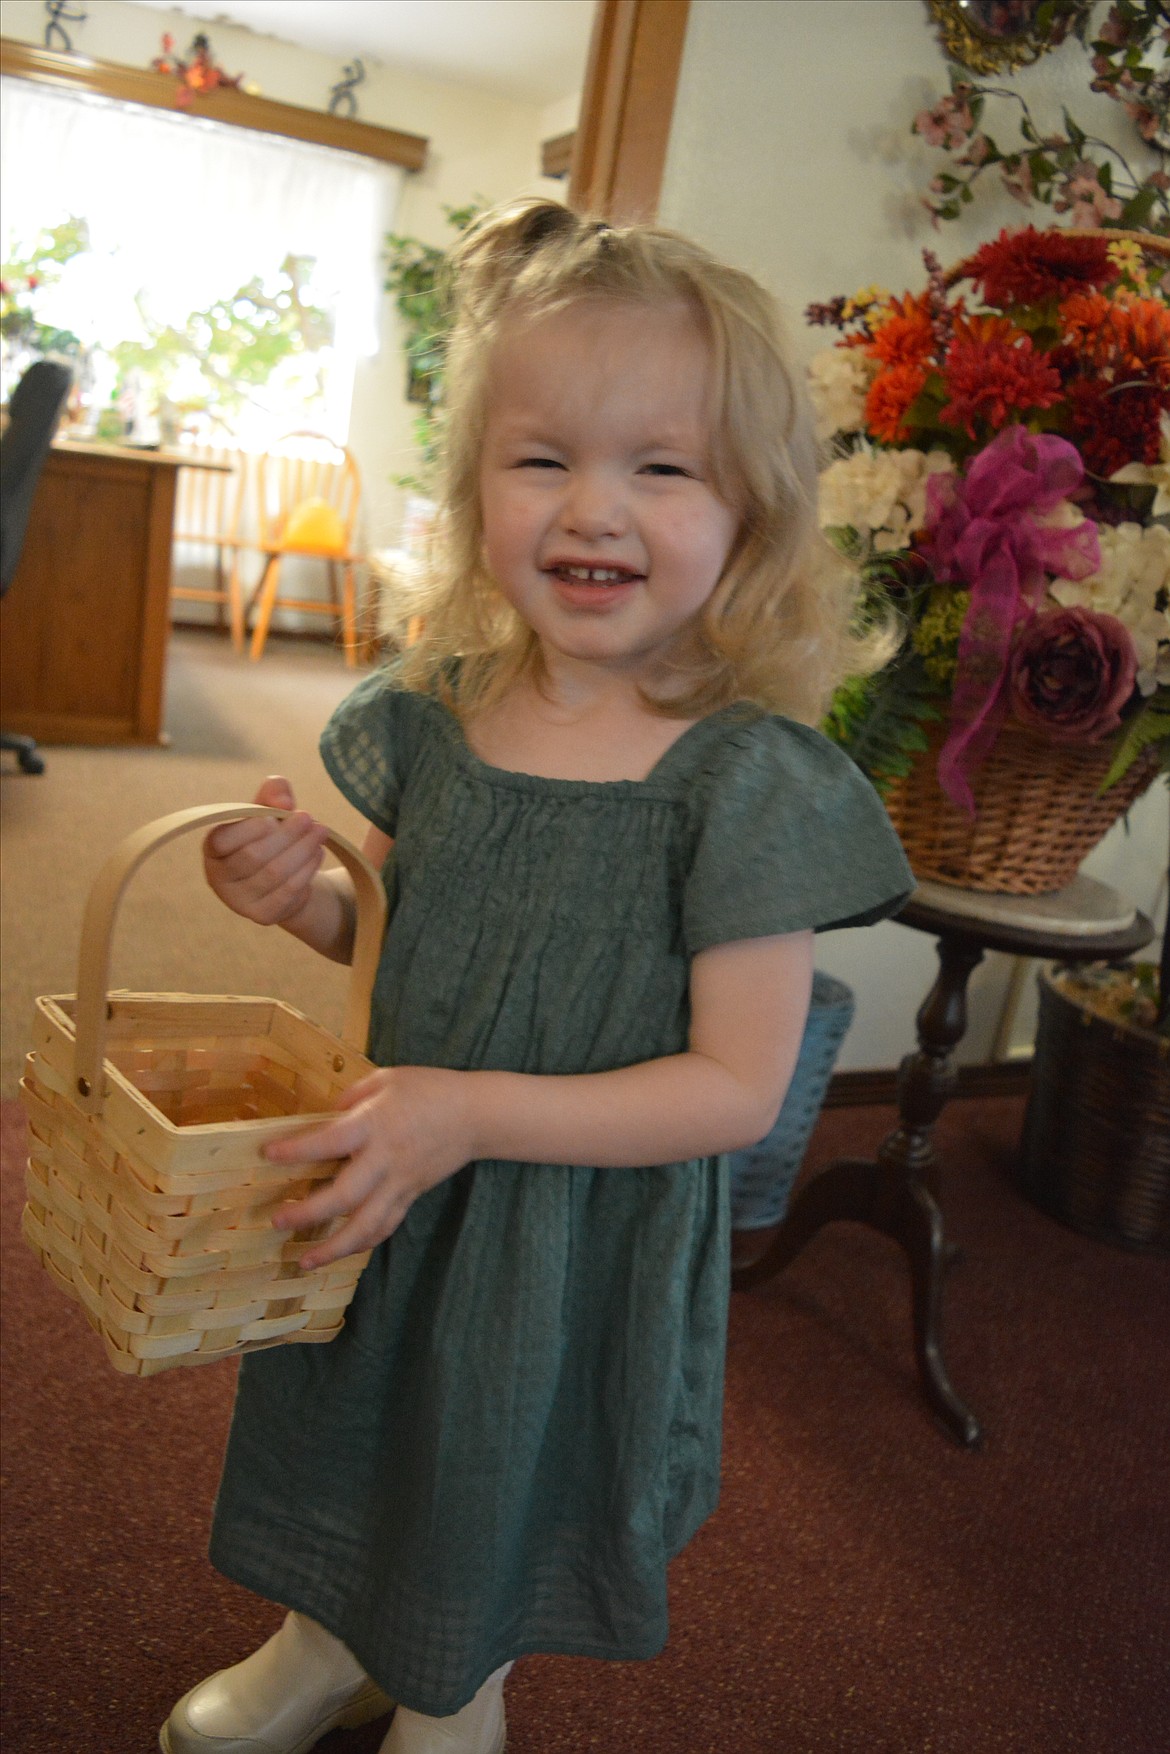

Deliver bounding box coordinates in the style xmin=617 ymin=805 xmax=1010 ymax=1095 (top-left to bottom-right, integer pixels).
xmin=2 ymin=1094 xmax=1168 ymax=1754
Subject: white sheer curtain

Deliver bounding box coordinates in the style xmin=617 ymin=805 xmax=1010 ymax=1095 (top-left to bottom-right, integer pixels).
xmin=0 ymin=76 xmax=402 ymax=443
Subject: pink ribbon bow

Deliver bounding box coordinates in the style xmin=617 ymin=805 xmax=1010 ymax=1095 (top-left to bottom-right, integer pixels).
xmin=921 ymin=426 xmax=1101 ymax=814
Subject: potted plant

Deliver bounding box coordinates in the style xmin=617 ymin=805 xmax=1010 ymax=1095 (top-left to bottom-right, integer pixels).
xmin=1018 ymin=933 xmax=1169 ymax=1255
xmin=382 ymin=203 xmax=481 ymax=490
xmin=807 ymin=223 xmax=1169 ymax=894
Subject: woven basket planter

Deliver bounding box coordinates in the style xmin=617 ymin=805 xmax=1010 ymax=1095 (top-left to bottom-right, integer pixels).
xmin=882 ymin=719 xmax=1159 ymax=896
xmin=20 ymin=804 xmax=387 ymax=1376
xmin=1018 ymin=967 xmax=1169 ymax=1257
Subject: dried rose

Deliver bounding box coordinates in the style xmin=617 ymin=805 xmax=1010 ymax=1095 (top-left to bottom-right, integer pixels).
xmin=1008 ymin=607 xmax=1138 ymax=743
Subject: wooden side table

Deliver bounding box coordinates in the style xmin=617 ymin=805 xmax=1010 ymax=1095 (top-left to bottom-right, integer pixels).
xmin=732 ymin=876 xmax=1154 ymax=1449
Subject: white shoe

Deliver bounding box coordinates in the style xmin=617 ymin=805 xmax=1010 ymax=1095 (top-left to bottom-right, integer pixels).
xmin=377 ymin=1663 xmax=510 ymax=1754
xmin=159 ymin=1610 xmax=394 ymax=1754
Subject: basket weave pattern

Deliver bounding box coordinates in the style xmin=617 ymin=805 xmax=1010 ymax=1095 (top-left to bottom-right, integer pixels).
xmin=19 ymin=805 xmax=386 ymax=1377
xmin=882 ymin=720 xmax=1159 ymax=895
xmin=22 ymin=1003 xmax=373 ymax=1374
xmin=1019 ymin=969 xmax=1169 ymax=1256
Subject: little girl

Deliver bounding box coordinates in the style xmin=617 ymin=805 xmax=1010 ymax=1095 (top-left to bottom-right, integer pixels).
xmin=162 ymin=199 xmax=912 ymax=1754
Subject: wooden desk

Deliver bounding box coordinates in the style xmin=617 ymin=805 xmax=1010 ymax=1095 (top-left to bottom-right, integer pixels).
xmin=1 ymin=441 xmax=221 ymax=746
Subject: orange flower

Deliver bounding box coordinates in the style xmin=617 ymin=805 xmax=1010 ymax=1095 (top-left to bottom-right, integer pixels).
xmin=866 ymin=293 xmax=935 ymax=368
xmin=1059 ymin=290 xmax=1170 ymax=387
xmin=951 ymin=312 xmax=1027 ymax=349
xmin=865 ymin=361 xmax=929 ymax=443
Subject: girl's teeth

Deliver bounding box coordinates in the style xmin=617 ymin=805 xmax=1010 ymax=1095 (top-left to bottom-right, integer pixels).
xmin=561 ymin=566 xmax=630 ymax=582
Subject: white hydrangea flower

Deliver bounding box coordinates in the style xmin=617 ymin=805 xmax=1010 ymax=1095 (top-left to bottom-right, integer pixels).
xmin=1050 ymin=521 xmax=1169 ymax=618
xmin=1034 ymin=498 xmax=1090 ymax=531
xmin=1110 ymin=412 xmax=1170 ymax=519
xmin=817 ymin=443 xmax=953 ymax=551
xmin=1050 ymin=522 xmax=1170 ymax=694
xmin=806 ymin=348 xmax=872 ymax=443
xmin=1127 ymin=607 xmax=1170 ymax=696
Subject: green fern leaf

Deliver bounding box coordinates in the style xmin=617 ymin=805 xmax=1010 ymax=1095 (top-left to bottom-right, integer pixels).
xmin=824 ymin=654 xmax=946 ymax=800
xmin=1098 ymin=704 xmax=1170 ymax=794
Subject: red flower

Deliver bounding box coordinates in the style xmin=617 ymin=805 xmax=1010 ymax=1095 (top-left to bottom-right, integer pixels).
xmin=1065 ymin=380 xmax=1166 ymax=477
xmin=938 ymin=322 xmax=1063 ymax=439
xmin=1008 ymin=608 xmax=1138 ymax=743
xmin=959 ymin=225 xmax=1119 ymax=309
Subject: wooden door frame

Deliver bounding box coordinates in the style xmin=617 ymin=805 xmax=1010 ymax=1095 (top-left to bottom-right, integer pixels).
xmin=569 ymin=0 xmax=690 ymax=221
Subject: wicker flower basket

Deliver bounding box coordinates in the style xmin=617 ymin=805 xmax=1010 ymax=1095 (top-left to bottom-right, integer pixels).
xmin=1017 ymin=966 xmax=1169 ymax=1257
xmin=20 ymin=804 xmax=387 ymax=1377
xmin=882 ymin=719 xmax=1160 ymax=895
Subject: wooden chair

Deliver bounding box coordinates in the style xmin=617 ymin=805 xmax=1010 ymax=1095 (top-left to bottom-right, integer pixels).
xmin=245 ymin=432 xmax=364 ymax=664
xmin=170 ymin=446 xmax=249 ymax=652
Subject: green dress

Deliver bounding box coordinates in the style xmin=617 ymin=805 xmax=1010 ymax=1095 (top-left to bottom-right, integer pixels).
xmin=209 ymin=673 xmax=912 ymax=1716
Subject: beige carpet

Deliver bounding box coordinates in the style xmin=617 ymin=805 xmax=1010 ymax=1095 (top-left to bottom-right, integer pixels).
xmin=0 ymin=630 xmax=377 ymax=1097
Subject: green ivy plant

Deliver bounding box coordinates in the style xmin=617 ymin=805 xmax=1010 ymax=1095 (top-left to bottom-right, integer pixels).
xmin=383 ymin=202 xmax=482 ymax=485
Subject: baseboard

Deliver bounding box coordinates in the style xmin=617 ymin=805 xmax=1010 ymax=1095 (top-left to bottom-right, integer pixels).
xmin=825 ymin=1058 xmax=1033 ymax=1108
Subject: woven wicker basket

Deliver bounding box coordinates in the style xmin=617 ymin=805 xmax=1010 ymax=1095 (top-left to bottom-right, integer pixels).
xmin=882 ymin=719 xmax=1159 ymax=895
xmin=20 ymin=804 xmax=387 ymax=1376
xmin=1018 ymin=966 xmax=1169 ymax=1256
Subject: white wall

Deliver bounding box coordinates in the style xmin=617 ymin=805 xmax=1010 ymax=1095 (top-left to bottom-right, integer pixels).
xmin=1 ymin=0 xmax=582 ymax=548
xmin=659 ymin=0 xmax=1167 ymax=1069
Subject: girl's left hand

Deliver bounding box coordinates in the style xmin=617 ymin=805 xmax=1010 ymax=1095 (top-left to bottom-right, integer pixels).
xmin=266 ymin=1067 xmax=472 ymax=1268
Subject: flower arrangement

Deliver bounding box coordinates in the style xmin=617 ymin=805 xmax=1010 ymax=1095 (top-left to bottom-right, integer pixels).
xmin=809 ymin=224 xmax=1169 ymax=832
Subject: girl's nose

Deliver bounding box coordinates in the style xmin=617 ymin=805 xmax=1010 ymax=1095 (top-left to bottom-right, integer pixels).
xmin=560 ymin=469 xmax=627 ymax=539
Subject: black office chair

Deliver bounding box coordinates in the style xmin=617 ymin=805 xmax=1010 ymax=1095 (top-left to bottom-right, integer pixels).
xmin=1 ymin=358 xmax=74 ymax=773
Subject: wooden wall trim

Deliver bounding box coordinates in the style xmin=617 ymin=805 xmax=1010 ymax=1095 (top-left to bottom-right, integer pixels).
xmin=825 ymin=1059 xmax=1033 ymax=1109
xmin=568 ymin=0 xmax=690 ymax=221
xmin=0 ymin=37 xmax=428 ymax=170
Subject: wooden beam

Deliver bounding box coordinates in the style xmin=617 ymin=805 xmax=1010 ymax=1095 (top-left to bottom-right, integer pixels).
xmin=568 ymin=0 xmax=690 ymax=221
xmin=0 ymin=38 xmax=428 ymax=171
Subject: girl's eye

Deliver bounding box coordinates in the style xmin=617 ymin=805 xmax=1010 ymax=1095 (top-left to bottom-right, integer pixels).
xmin=517 ymin=456 xmax=564 ymax=470
xmin=641 ymin=462 xmax=693 ymax=478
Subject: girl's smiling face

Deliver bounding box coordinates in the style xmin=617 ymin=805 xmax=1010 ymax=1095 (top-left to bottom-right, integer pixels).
xmin=478 ymin=298 xmax=741 ymax=687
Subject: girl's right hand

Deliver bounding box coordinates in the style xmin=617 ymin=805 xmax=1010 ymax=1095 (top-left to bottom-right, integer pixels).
xmin=203 ymin=774 xmax=331 ymax=928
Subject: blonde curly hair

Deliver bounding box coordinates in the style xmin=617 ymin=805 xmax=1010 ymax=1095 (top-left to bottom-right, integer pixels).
xmin=389 ymin=198 xmax=883 ymax=726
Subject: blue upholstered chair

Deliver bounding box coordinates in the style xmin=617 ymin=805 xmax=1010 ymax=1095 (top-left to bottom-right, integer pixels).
xmin=728 ymin=970 xmax=855 ymax=1233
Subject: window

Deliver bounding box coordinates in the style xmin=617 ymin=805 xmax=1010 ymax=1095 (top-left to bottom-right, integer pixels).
xmin=0 ymin=75 xmax=402 ymax=446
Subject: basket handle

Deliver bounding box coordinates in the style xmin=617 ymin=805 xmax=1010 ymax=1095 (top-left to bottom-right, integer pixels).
xmin=71 ymin=804 xmax=388 ymax=1115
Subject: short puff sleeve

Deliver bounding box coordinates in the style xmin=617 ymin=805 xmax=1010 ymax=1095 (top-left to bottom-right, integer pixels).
xmin=319 ymin=671 xmax=424 ymax=838
xmin=683 ymin=716 xmax=913 ymax=954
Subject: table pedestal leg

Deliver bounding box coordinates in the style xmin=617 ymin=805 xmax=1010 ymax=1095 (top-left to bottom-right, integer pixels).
xmin=733 ymin=934 xmax=984 ymax=1450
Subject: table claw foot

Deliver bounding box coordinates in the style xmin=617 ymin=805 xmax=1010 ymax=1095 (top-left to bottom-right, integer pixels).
xmin=731 ymin=1158 xmax=881 ymax=1291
